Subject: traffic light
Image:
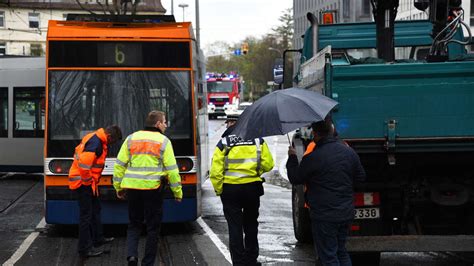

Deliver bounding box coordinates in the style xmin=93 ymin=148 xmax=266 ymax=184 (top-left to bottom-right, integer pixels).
xmin=241 ymin=42 xmax=249 ymax=55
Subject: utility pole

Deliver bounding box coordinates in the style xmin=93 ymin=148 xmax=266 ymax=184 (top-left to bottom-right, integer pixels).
xmin=171 ymin=0 xmax=174 ymax=16
xmin=195 ymin=0 xmax=200 ymax=49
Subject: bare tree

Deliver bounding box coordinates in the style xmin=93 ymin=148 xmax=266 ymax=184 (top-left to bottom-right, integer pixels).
xmin=74 ymin=0 xmax=142 ymax=16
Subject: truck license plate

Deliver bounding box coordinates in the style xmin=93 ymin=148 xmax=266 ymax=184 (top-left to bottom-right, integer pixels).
xmin=354 ymin=208 xmax=380 ymax=219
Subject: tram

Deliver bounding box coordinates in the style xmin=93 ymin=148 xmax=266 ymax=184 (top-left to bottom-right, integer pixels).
xmin=44 ymin=16 xmax=208 ymax=224
xmin=0 ymin=57 xmax=45 ymax=173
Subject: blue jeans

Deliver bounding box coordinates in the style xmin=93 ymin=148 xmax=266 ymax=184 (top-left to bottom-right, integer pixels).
xmin=311 ymin=218 xmax=352 ymax=266
xmin=126 ymin=188 xmax=164 ymax=266
xmin=76 ymin=185 xmax=104 ymax=256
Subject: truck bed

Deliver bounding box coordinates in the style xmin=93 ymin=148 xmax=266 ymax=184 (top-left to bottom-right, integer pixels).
xmin=329 ymin=60 xmax=474 ymax=152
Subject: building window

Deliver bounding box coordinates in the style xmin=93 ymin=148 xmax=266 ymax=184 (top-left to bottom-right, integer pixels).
xmin=0 ymin=42 xmax=5 ymax=56
xmin=0 ymin=88 xmax=7 ymax=137
xmin=29 ymin=13 xmax=40 ymax=28
xmin=30 ymin=43 xmax=43 ymax=56
xmin=343 ymin=0 xmax=350 ymax=18
xmin=13 ymin=87 xmax=45 ymax=138
xmin=362 ymin=0 xmax=371 ymax=16
xmin=0 ymin=11 xmax=5 ymax=28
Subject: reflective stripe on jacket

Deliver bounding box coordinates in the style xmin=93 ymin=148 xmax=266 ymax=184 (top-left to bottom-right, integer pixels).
xmin=113 ymin=130 xmax=182 ymax=199
xmin=210 ymin=135 xmax=274 ymax=196
xmin=68 ymin=128 xmax=108 ymax=194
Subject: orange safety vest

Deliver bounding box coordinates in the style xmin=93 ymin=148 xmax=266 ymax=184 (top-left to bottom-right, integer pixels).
xmin=303 ymin=141 xmax=316 ymax=156
xmin=68 ymin=128 xmax=108 ymax=195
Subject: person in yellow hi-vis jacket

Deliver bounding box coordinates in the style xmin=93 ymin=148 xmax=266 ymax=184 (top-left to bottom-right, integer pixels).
xmin=113 ymin=110 xmax=182 ymax=266
xmin=210 ymin=114 xmax=274 ymax=266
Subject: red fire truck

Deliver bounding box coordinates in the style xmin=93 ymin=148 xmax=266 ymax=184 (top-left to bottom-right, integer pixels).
xmin=206 ymin=73 xmax=242 ymax=119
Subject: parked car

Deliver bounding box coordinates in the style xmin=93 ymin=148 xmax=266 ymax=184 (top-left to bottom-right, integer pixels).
xmin=224 ymin=101 xmax=252 ymax=117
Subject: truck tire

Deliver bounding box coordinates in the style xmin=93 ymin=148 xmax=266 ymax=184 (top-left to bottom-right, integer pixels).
xmin=292 ymin=184 xmax=313 ymax=243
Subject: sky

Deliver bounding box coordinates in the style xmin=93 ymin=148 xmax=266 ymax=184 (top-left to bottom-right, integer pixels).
xmin=161 ymin=0 xmax=293 ymax=53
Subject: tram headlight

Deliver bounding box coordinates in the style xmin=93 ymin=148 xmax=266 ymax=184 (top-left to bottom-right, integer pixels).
xmin=49 ymin=159 xmax=73 ymax=174
xmin=176 ymin=158 xmax=194 ymax=172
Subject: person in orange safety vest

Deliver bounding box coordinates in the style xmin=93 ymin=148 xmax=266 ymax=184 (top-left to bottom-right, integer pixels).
xmin=68 ymin=125 xmax=122 ymax=259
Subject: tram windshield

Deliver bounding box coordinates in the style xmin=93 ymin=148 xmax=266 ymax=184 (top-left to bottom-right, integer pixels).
xmin=48 ymin=70 xmax=192 ymax=141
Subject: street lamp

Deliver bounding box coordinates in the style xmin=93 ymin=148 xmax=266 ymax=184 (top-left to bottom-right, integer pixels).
xmin=178 ymin=3 xmax=189 ymax=22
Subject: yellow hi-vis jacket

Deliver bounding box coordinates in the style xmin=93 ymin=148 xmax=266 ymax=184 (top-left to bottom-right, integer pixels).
xmin=113 ymin=130 xmax=183 ymax=199
xmin=210 ymin=135 xmax=274 ymax=196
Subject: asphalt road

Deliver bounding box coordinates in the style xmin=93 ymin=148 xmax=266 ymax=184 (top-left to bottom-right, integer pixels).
xmin=0 ymin=119 xmax=473 ymax=265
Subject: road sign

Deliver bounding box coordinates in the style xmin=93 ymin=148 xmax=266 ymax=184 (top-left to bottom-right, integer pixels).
xmin=234 ymin=49 xmax=241 ymax=55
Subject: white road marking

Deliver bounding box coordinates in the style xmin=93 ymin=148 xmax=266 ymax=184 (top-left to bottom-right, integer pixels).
xmin=259 ymin=255 xmax=295 ymax=263
xmin=196 ymin=217 xmax=232 ymax=264
xmin=3 ymin=218 xmax=46 ymax=266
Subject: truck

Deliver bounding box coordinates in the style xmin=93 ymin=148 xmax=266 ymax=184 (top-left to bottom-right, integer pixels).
xmin=289 ymin=0 xmax=474 ymax=262
xmin=206 ymin=72 xmax=243 ymax=119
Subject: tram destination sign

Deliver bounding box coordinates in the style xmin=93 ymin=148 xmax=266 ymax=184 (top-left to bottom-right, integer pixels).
xmin=48 ymin=41 xmax=190 ymax=68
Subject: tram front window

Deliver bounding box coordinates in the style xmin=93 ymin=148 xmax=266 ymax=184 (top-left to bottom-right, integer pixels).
xmin=47 ymin=71 xmax=192 ymax=156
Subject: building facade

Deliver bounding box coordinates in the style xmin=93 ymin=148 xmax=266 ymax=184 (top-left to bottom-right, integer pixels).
xmin=0 ymin=0 xmax=165 ymax=56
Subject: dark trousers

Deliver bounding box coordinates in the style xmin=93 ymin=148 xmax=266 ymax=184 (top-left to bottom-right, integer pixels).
xmin=311 ymin=216 xmax=352 ymax=266
xmin=220 ymin=182 xmax=263 ymax=266
xmin=77 ymin=185 xmax=103 ymax=256
xmin=127 ymin=188 xmax=164 ymax=266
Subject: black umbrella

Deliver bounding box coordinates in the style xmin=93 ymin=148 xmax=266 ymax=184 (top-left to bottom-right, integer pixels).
xmin=230 ymin=88 xmax=338 ymax=140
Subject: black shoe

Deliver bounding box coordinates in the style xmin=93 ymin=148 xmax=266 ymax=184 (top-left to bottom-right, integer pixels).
xmin=127 ymin=256 xmax=138 ymax=266
xmin=81 ymin=247 xmax=103 ymax=258
xmin=102 ymin=237 xmax=114 ymax=243
xmin=95 ymin=237 xmax=114 ymax=247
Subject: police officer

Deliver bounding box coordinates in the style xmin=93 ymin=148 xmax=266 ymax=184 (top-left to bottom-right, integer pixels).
xmin=210 ymin=114 xmax=274 ymax=266
xmin=113 ymin=111 xmax=182 ymax=266
xmin=68 ymin=125 xmax=122 ymax=259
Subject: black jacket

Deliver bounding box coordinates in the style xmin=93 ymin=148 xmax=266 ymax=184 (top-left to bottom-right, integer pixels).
xmin=286 ymin=137 xmax=366 ymax=222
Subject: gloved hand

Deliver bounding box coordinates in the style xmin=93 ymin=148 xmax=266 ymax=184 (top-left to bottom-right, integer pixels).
xmin=116 ymin=189 xmax=127 ymax=200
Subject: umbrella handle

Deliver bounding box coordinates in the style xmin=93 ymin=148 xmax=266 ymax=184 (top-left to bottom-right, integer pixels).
xmin=287 ymin=133 xmax=291 ymax=146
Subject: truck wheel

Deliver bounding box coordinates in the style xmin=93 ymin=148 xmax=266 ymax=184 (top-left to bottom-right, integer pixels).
xmin=292 ymin=184 xmax=312 ymax=243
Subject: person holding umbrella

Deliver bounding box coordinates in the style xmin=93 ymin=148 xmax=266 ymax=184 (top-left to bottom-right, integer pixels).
xmin=210 ymin=114 xmax=274 ymax=266
xmin=286 ymin=117 xmax=366 ymax=266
